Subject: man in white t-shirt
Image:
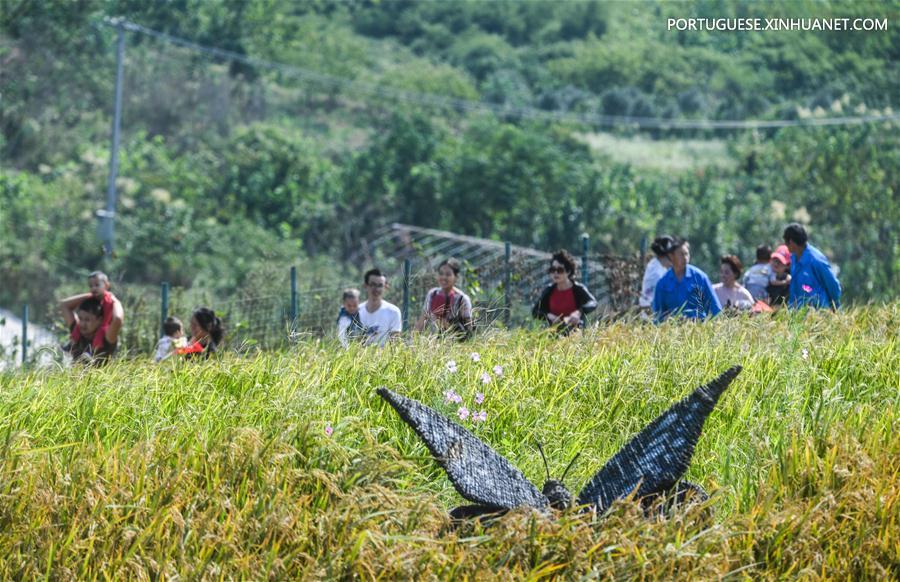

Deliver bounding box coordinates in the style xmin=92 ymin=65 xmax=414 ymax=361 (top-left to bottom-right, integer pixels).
xmin=358 ymin=268 xmax=402 ymax=347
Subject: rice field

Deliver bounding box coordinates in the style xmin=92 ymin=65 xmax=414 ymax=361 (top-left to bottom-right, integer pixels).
xmin=0 ymin=306 xmax=897 ymax=579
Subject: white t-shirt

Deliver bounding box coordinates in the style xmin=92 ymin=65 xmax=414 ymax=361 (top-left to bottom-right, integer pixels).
xmin=640 ymin=257 xmax=670 ymax=308
xmin=358 ymin=301 xmax=402 ymax=346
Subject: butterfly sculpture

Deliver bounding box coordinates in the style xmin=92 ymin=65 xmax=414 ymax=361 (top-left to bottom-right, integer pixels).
xmin=377 ymin=365 xmax=741 ymax=519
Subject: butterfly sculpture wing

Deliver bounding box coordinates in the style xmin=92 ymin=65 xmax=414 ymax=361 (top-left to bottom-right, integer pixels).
xmin=577 ymin=366 xmax=741 ymax=512
xmin=378 ymin=387 xmax=549 ymax=510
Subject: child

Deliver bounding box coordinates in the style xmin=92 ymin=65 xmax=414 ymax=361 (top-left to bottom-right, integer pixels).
xmin=767 ymin=245 xmax=792 ymax=306
xmin=64 ymin=271 xmax=122 ymax=353
xmin=154 ymin=316 xmax=187 ymax=362
xmin=336 ymin=288 xmax=366 ymax=347
xmin=742 ymin=244 xmax=772 ymax=302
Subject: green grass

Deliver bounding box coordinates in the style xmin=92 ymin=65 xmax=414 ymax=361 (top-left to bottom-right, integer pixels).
xmin=575 ymin=131 xmax=736 ymax=172
xmin=0 ymin=307 xmax=897 ymax=579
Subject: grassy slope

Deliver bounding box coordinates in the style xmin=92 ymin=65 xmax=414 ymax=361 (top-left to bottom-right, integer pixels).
xmin=0 ymin=307 xmax=897 ymax=578
xmin=574 ymin=132 xmax=735 ymax=172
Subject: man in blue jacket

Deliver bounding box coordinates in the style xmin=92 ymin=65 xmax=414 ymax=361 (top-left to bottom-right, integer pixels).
xmin=652 ymin=237 xmax=722 ymax=322
xmin=782 ymin=223 xmax=842 ymax=310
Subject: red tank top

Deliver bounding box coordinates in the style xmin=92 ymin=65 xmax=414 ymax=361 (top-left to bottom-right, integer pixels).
xmin=548 ymin=287 xmax=578 ymax=317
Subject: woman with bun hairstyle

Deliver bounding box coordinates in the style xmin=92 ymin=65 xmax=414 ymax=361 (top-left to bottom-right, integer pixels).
xmin=640 ymin=235 xmax=676 ymax=309
xmin=177 ymin=307 xmax=225 ymax=358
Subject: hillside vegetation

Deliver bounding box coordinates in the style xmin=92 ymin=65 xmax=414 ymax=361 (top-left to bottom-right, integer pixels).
xmin=0 ymin=308 xmax=897 ymax=577
xmin=1 ymin=0 xmax=897 ymax=320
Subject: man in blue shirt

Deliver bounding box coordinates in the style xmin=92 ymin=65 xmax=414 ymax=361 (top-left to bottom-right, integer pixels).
xmin=783 ymin=223 xmax=842 ymax=310
xmin=653 ymin=237 xmax=722 ymax=322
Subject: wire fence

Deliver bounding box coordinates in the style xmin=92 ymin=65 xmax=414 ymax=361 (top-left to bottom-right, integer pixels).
xmin=1 ymin=240 xmax=644 ymax=369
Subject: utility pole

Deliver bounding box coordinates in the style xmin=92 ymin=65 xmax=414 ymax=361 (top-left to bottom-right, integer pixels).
xmin=99 ymin=20 xmax=126 ymax=257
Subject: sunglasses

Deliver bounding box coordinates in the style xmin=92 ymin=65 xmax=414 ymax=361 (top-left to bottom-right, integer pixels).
xmin=548 ymin=266 xmax=567 ymax=274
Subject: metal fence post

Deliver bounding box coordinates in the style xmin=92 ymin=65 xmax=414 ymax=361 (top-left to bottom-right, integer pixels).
xmin=504 ymin=242 xmax=511 ymax=326
xmin=99 ymin=20 xmax=126 ymax=257
xmin=402 ymin=259 xmax=411 ymax=331
xmin=290 ymin=266 xmax=298 ymax=324
xmin=160 ymin=282 xmax=169 ymax=336
xmin=21 ymin=304 xmax=28 ymax=367
xmin=581 ymin=233 xmax=590 ymax=288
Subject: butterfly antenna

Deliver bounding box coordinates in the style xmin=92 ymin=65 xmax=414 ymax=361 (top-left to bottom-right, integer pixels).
xmin=561 ymin=451 xmax=581 ymax=482
xmin=536 ymin=442 xmax=551 ymax=482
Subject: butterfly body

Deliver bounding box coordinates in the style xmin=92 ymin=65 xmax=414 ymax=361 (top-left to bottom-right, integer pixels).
xmin=377 ymin=365 xmax=741 ymax=520
xmin=541 ymin=479 xmax=572 ymax=510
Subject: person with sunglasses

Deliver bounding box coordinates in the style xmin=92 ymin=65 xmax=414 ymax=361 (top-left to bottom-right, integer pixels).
xmin=532 ymin=249 xmax=598 ymax=332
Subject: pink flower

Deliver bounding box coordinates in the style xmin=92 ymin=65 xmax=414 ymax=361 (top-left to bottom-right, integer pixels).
xmin=802 ymin=284 xmax=813 ymax=293
xmin=474 ymin=410 xmax=487 ymax=423
xmin=480 ymin=372 xmax=491 ymax=385
xmin=324 ymin=424 xmax=333 ymax=437
xmin=446 ymin=360 xmax=458 ymax=373
xmin=475 ymin=392 xmax=485 ymax=405
xmin=444 ymin=389 xmax=462 ymax=404
xmin=493 ymin=365 xmax=504 ymax=377
xmin=470 ymin=352 xmax=481 ymax=362
xmin=457 ymin=407 xmax=470 ymax=421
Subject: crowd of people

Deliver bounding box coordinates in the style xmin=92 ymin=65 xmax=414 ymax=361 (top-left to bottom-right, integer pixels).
xmin=642 ymin=222 xmax=841 ymax=322
xmin=333 ymin=222 xmax=840 ymax=344
xmin=59 ymin=222 xmax=841 ymax=364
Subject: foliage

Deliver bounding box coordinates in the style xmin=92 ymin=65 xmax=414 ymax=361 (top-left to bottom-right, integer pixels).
xmin=0 ymin=307 xmax=897 ymax=577
xmin=0 ymin=138 xmax=304 ymax=318
xmin=0 ymin=0 xmax=897 ymax=317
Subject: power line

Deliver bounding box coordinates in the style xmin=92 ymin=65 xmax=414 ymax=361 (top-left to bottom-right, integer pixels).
xmin=101 ymin=17 xmax=900 ymax=131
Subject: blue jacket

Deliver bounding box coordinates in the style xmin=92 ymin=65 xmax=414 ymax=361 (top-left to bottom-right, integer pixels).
xmin=653 ymin=265 xmax=722 ymax=322
xmin=789 ymin=244 xmax=841 ymax=309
